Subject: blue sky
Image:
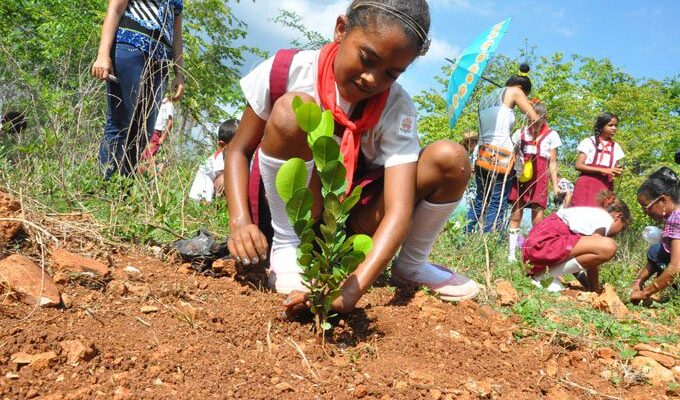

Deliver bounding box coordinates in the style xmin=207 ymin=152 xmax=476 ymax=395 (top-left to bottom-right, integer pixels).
xmin=231 ymin=0 xmax=680 ymax=96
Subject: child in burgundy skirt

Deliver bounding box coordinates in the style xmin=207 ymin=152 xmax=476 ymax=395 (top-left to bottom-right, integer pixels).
xmin=522 ymin=191 xmax=631 ymax=292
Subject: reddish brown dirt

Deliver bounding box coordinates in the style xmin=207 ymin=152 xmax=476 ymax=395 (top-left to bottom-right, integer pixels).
xmin=0 ymin=191 xmax=22 ymax=246
xmin=0 ymin=250 xmax=673 ymax=399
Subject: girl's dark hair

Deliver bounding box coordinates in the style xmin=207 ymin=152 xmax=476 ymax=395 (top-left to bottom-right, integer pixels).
xmin=594 ymin=112 xmax=618 ymax=138
xmin=505 ymin=63 xmax=532 ymax=95
xmin=347 ymin=0 xmax=431 ymax=56
xmin=637 ymin=167 xmax=680 ymax=203
xmin=597 ymin=191 xmax=632 ymax=226
xmin=218 ymin=119 xmax=238 ymax=143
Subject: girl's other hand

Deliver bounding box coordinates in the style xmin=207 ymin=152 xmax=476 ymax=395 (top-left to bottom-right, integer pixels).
xmin=630 ymin=289 xmax=648 ymax=304
xmin=226 ymin=224 xmax=268 ymax=266
xmin=92 ymin=56 xmax=112 ymax=80
xmin=283 ymin=290 xmax=310 ymax=320
xmin=603 ymin=167 xmax=622 ymax=177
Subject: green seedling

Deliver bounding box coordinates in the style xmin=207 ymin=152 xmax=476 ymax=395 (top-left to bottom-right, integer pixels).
xmin=276 ymin=97 xmax=373 ymax=335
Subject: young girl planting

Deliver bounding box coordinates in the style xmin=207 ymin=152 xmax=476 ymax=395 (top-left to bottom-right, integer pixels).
xmin=571 ymin=112 xmax=624 ymax=207
xmin=225 ymin=0 xmax=479 ymax=314
xmin=631 ymin=167 xmax=680 ymax=303
xmin=507 ymin=101 xmax=561 ymax=262
xmin=522 ymin=192 xmax=631 ymax=292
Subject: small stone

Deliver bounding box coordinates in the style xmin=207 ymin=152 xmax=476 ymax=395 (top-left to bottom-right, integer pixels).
xmin=51 ymin=249 xmax=108 ymax=276
xmin=275 ymin=382 xmax=295 ymax=392
xmin=11 ymin=351 xmax=58 ymax=370
xmin=106 ymin=280 xmax=128 ymax=296
xmin=153 ymin=378 xmax=163 ymax=386
xmin=178 ymin=263 xmax=193 ymax=274
xmin=0 ymin=254 xmax=61 ymax=306
xmin=499 ymin=343 xmax=509 ymax=353
xmin=545 ymin=385 xmax=570 ymax=400
xmin=631 ymin=356 xmax=674 ymax=386
xmin=140 ymin=305 xmax=159 ymax=314
xmin=395 ymin=380 xmax=408 ymax=390
xmin=211 ymin=257 xmax=236 ymax=276
xmin=672 ymin=366 xmax=680 ymax=380
xmin=546 ymin=360 xmax=558 ymax=377
xmin=429 ymin=389 xmax=442 ymax=400
xmin=595 ymin=347 xmax=618 ymax=360
xmin=638 ymin=350 xmax=676 ymax=369
xmin=5 ymin=372 xmax=19 ymax=380
xmin=60 ymin=340 xmax=96 ymax=365
xmin=592 ymin=283 xmax=628 ymax=318
xmin=353 ymin=384 xmax=368 ymax=398
xmin=53 ymin=272 xmax=70 ymax=285
xmin=495 ymin=279 xmax=519 ymax=305
xmin=61 ymin=293 xmax=72 ymax=309
xmin=477 ymin=304 xmax=500 ymax=320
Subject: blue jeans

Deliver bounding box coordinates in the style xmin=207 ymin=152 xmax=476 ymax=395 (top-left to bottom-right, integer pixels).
xmin=647 ymin=243 xmax=670 ymax=275
xmin=466 ymin=166 xmax=514 ymax=233
xmin=99 ymin=42 xmax=167 ymax=179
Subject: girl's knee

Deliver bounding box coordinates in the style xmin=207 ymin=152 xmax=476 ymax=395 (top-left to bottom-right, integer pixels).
xmin=422 ymin=140 xmax=471 ymax=182
xmin=267 ymin=92 xmax=314 ymax=141
xmin=598 ymin=237 xmax=618 ymax=259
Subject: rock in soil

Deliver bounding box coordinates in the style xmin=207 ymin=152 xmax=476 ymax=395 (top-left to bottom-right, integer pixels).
xmin=631 ymin=356 xmax=675 ymax=386
xmin=0 ymin=254 xmax=61 ymax=306
xmin=59 ymin=339 xmax=97 ymax=365
xmin=11 ymin=351 xmax=58 ymax=370
xmin=495 ymin=279 xmax=519 ymax=305
xmin=51 ymin=248 xmax=109 ymax=276
xmin=592 ymin=283 xmax=628 ymax=318
xmin=0 ymin=191 xmax=22 ymax=246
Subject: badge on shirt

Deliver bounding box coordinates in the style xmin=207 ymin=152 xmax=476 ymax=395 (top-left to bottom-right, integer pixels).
xmin=398 ymin=114 xmax=416 ymax=138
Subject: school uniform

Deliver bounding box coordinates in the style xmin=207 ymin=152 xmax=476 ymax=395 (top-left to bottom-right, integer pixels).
xmin=523 ymin=207 xmax=613 ymax=274
xmin=142 ymin=99 xmax=174 ymax=159
xmin=188 ymin=150 xmax=224 ymax=203
xmin=571 ymin=137 xmax=624 ymax=207
xmin=508 ymin=124 xmax=561 ymax=209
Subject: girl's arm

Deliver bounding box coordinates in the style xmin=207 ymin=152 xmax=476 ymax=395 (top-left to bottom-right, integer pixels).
xmin=508 ymin=87 xmax=539 ymax=127
xmin=170 ymin=14 xmax=185 ymax=100
xmin=225 ymin=105 xmax=269 ymax=263
xmin=333 ymin=162 xmax=417 ymax=313
xmin=549 ymin=148 xmax=559 ymax=194
xmin=563 ymin=190 xmax=573 ymax=208
xmin=635 ymin=239 xmax=680 ymax=299
xmin=92 ymin=0 xmax=128 ymax=80
xmin=574 ymin=152 xmax=622 ymax=177
xmin=158 ymin=117 xmax=172 ymax=145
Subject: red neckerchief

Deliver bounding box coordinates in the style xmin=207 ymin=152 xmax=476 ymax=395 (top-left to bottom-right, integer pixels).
xmin=316 ymin=42 xmax=390 ymax=193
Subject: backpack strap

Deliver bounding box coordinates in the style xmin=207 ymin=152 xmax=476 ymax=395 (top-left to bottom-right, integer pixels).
xmin=248 ymin=49 xmax=299 ymax=235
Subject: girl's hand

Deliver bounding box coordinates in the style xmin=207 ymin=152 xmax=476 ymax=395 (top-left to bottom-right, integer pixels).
xmin=213 ymin=174 xmax=225 ymax=197
xmin=92 ymin=55 xmax=112 ymax=81
xmin=170 ymin=74 xmax=185 ymax=101
xmin=226 ymin=224 xmax=268 ymax=266
xmin=283 ymin=290 xmax=310 ymax=319
xmin=630 ymin=289 xmax=648 ymax=303
xmin=602 ymin=166 xmax=622 ymax=177
xmin=630 ymin=278 xmax=643 ymax=291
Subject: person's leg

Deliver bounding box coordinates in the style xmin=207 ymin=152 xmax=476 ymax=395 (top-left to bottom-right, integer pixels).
xmin=378 ymin=141 xmax=479 ymax=301
xmin=258 ymin=92 xmax=319 ymax=294
xmin=123 ymin=59 xmax=167 ymax=176
xmin=508 ymin=202 xmax=523 ymax=262
xmin=531 ymin=207 xmax=545 ymax=226
xmin=564 ymin=235 xmax=617 ymax=292
xmin=492 ymin=173 xmax=514 ymax=231
xmin=99 ymin=43 xmax=145 ymax=179
xmin=636 ymin=243 xmax=671 ymax=289
xmin=466 ymin=166 xmax=487 ymax=232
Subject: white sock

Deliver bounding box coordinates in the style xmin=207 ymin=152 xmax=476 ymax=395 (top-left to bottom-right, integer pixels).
xmin=394 ymin=199 xmax=460 ymax=284
xmin=508 ymin=227 xmax=520 ymax=261
xmin=258 ymin=150 xmax=314 ymax=292
xmin=546 ymin=258 xmax=584 ymax=278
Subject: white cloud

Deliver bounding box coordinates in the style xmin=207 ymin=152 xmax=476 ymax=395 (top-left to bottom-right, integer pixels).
xmin=552 ymin=27 xmax=575 ymax=38
xmin=420 ymin=36 xmax=461 ymax=64
xmin=428 ymin=0 xmax=496 ymax=17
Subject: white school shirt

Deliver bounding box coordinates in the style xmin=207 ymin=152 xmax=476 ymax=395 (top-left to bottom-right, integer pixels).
xmin=576 ymin=137 xmax=624 ymax=167
xmin=189 ymin=151 xmax=224 ymax=202
xmin=477 ymin=87 xmax=516 ymax=151
xmin=512 ymin=127 xmax=562 ymax=158
xmin=556 ymin=207 xmax=613 ymax=236
xmin=239 ymin=50 xmax=420 ymax=169
xmin=154 ymin=100 xmax=174 ymax=131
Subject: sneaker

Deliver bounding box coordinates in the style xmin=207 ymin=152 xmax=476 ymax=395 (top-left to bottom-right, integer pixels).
xmin=392 ymin=264 xmax=480 ymax=302
xmin=268 ymin=246 xmax=308 ymax=295
xmin=530 ymin=276 xmax=564 ymax=293
xmin=508 ymin=253 xmax=517 ymax=263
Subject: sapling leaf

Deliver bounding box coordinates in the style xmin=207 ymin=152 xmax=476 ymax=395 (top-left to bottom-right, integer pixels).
xmin=319 ymin=224 xmax=334 ymax=243
xmin=285 ymin=187 xmax=313 ymax=222
xmin=294 ymin=218 xmax=312 ymax=237
xmin=352 ymin=234 xmax=373 ymax=256
xmin=294 ymin=101 xmax=322 ymax=133
xmin=291 ymin=95 xmax=303 ymax=112
xmin=323 ymin=192 xmax=341 ymax=220
xmin=319 ymin=160 xmax=347 ymax=196
xmin=276 ymin=158 xmax=307 ymax=203
xmin=320 ymin=322 xmax=332 ymax=331
xmin=341 ymin=185 xmax=363 ymax=214
xmin=312 ymin=135 xmax=340 ymax=171
xmin=308 ymin=110 xmax=334 ymax=147
xmin=340 ymin=254 xmax=360 ymax=271
xmin=299 ymin=242 xmax=314 ymax=255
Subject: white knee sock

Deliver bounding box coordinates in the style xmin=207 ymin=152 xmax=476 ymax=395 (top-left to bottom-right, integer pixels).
xmin=508 ymin=227 xmax=520 ymax=261
xmin=258 ymin=150 xmax=314 ymax=293
xmin=394 ymin=199 xmax=460 ymax=284
xmin=546 ymin=258 xmax=584 ymax=278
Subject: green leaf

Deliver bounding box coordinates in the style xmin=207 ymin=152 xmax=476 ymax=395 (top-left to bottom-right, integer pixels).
xmin=323 ymin=192 xmax=342 ymax=220
xmin=319 ymin=223 xmax=334 ymax=243
xmin=319 ymin=160 xmax=347 ymax=196
xmin=352 ymin=234 xmax=373 ymax=256
xmin=311 ymin=136 xmax=340 ymax=171
xmin=308 ymin=110 xmax=335 ymax=147
xmin=291 ymin=95 xmax=303 ymax=112
xmin=294 ymin=101 xmax=322 ymax=133
xmin=322 ymin=209 xmax=337 ymax=232
xmin=341 ymin=185 xmax=362 ymax=214
xmin=294 ymin=218 xmax=312 ymax=237
xmin=320 ymin=321 xmax=332 ymax=331
xmin=340 ymin=254 xmax=360 ymax=271
xmin=298 ymin=242 xmax=314 ymax=255
xmin=285 ymin=188 xmax=313 ymax=222
xmin=275 ymin=158 xmax=308 ymax=203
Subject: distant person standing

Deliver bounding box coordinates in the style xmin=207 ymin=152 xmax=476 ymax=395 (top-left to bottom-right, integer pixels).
xmin=466 ymin=63 xmax=539 ymax=233
xmin=92 ymin=0 xmax=185 ymax=179
xmin=571 ymin=112 xmax=624 ymax=207
xmin=555 ymin=174 xmax=574 ymax=209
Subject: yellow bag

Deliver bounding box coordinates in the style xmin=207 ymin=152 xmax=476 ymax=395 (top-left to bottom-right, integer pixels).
xmin=518 ymin=160 xmax=533 ymax=183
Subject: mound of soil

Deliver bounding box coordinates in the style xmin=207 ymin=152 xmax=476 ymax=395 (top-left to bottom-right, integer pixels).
xmin=0 ymin=250 xmax=672 ymax=399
